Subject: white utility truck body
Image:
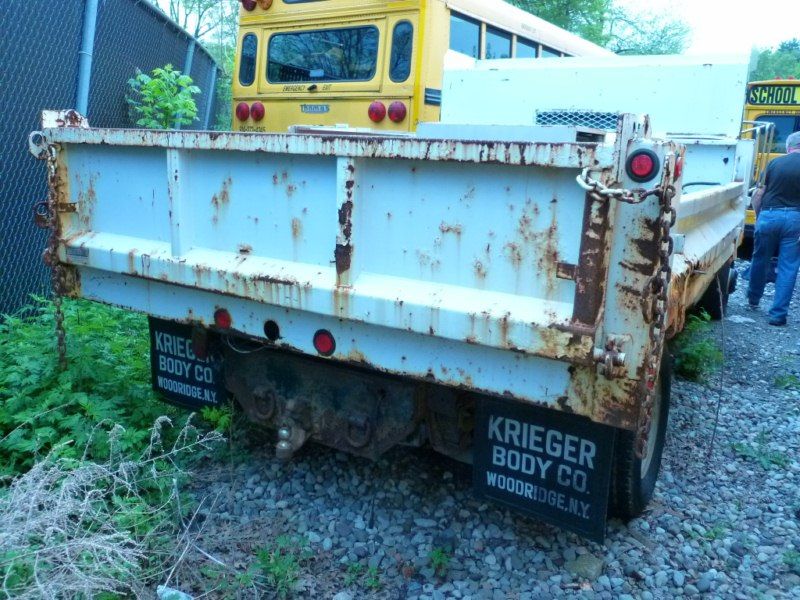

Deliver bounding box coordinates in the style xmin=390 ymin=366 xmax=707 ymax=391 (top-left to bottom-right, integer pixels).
xmin=30 ymin=57 xmax=749 ymax=540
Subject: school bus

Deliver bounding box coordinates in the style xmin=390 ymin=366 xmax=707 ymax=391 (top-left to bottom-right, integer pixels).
xmin=740 ymin=79 xmax=800 ymax=256
xmin=231 ymin=0 xmax=613 ymax=133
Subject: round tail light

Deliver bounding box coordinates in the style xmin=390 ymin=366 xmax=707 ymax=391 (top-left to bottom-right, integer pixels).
xmin=368 ymin=101 xmax=386 ymax=123
xmin=313 ymin=329 xmax=336 ymax=357
xmin=626 ymin=149 xmax=660 ymax=183
xmin=388 ymin=101 xmax=407 ymax=123
xmin=235 ymin=102 xmax=250 ymax=122
xmin=250 ymin=101 xmax=265 ymax=122
xmin=241 ymin=0 xmax=256 ymax=11
xmin=214 ymin=308 xmax=232 ymax=329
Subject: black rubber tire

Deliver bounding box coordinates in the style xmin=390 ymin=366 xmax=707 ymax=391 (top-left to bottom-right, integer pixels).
xmin=610 ymin=354 xmax=671 ymax=520
xmin=697 ymin=264 xmax=731 ymax=320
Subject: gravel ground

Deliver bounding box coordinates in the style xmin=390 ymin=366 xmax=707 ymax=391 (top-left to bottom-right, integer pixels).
xmin=174 ymin=261 xmax=800 ymax=599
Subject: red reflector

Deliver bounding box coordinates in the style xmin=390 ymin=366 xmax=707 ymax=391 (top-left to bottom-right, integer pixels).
xmin=241 ymin=0 xmax=256 ymax=10
xmin=214 ymin=309 xmax=232 ymax=329
xmin=313 ymin=329 xmax=336 ymax=356
xmin=368 ymin=101 xmax=386 ymax=123
xmin=388 ymin=101 xmax=407 ymax=123
xmin=250 ymin=101 xmax=265 ymax=122
xmin=674 ymin=156 xmax=684 ymax=180
xmin=235 ymin=102 xmax=250 ymax=121
xmin=626 ymin=150 xmax=660 ymax=183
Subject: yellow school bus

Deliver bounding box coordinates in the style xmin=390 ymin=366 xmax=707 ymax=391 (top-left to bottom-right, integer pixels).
xmin=740 ymin=79 xmax=800 ymax=256
xmin=231 ymin=0 xmax=613 ymax=133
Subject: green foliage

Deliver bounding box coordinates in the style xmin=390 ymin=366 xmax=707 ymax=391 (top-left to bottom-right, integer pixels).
xmin=429 ymin=547 xmax=451 ymax=577
xmin=256 ymin=536 xmax=312 ymax=598
xmin=343 ymin=562 xmax=382 ymax=590
xmin=0 ymin=298 xmax=182 ymax=478
xmin=671 ymin=311 xmax=722 ymax=381
xmin=733 ymin=431 xmax=789 ymax=470
xmin=508 ymin=0 xmax=690 ymax=54
xmin=774 ymin=373 xmax=800 ymax=390
xmin=751 ymin=39 xmax=800 ymax=82
xmin=344 ymin=562 xmax=363 ymax=586
xmin=785 ymin=550 xmax=800 ymax=574
xmin=365 ymin=566 xmax=382 ymax=590
xmin=201 ymin=403 xmax=233 ymax=433
xmin=127 ymin=64 xmax=200 ymax=129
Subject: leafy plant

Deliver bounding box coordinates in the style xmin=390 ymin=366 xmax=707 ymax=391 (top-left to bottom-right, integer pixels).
xmin=201 ymin=403 xmax=233 ymax=433
xmin=733 ymin=431 xmax=789 ymax=470
xmin=344 ymin=562 xmax=363 ymax=587
xmin=127 ymin=64 xmax=200 ymax=129
xmin=429 ymin=547 xmax=451 ymax=577
xmin=365 ymin=566 xmax=382 ymax=590
xmin=774 ymin=373 xmax=800 ymax=390
xmin=256 ymin=536 xmax=311 ymax=598
xmin=671 ymin=311 xmax=723 ymax=381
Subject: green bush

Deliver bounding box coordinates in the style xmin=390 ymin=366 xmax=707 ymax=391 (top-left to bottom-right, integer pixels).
xmin=0 ymin=298 xmax=177 ymax=478
xmin=671 ymin=311 xmax=722 ymax=381
xmin=127 ymin=64 xmax=200 ymax=129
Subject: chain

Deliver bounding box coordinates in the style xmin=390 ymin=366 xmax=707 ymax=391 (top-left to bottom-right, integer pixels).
xmin=635 ymin=184 xmax=676 ymax=459
xmin=41 ymin=145 xmax=68 ymax=370
xmin=576 ymin=168 xmax=663 ymax=204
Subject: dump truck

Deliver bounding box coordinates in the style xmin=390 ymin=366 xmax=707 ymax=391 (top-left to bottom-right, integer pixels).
xmin=28 ymin=58 xmax=751 ymax=540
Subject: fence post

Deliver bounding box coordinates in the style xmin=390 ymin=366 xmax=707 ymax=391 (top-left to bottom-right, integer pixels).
xmin=203 ymin=66 xmax=218 ymax=129
xmin=76 ymin=0 xmax=100 ymax=115
xmin=176 ymin=39 xmax=196 ymax=130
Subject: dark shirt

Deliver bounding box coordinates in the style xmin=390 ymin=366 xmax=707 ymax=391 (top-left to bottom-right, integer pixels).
xmin=762 ymin=152 xmax=800 ymax=209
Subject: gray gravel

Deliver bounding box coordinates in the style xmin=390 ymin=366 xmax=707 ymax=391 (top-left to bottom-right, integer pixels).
xmin=179 ymin=261 xmax=800 ymax=599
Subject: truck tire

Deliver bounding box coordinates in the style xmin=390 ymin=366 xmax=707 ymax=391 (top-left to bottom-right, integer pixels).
xmin=697 ymin=264 xmax=731 ymax=320
xmin=610 ymin=354 xmax=671 ymax=520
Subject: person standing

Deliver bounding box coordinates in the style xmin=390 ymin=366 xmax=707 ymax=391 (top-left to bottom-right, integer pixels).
xmin=748 ymin=131 xmax=800 ymax=325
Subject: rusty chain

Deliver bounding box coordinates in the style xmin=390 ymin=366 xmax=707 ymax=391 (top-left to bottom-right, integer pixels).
xmin=576 ymin=168 xmax=665 ymax=205
xmin=40 ymin=144 xmax=68 ymax=370
xmin=636 ymin=184 xmax=676 ymax=459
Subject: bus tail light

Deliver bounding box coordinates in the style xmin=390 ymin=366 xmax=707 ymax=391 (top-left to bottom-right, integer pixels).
xmin=368 ymin=101 xmax=386 ymax=123
xmin=388 ymin=101 xmax=407 ymax=123
xmin=235 ymin=102 xmax=250 ymax=121
xmin=250 ymin=101 xmax=265 ymax=122
xmin=257 ymin=0 xmax=273 ymax=8
xmin=626 ymin=149 xmax=660 ymax=183
xmin=241 ymin=0 xmax=256 ymax=10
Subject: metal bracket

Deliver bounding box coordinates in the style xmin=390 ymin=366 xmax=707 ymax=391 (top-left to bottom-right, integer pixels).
xmin=593 ymin=337 xmax=628 ymax=378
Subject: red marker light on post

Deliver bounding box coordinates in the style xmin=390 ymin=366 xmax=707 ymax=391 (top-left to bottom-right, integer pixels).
xmin=214 ymin=308 xmax=232 ymax=330
xmin=313 ymin=329 xmax=336 ymax=356
xmin=626 ymin=150 xmax=660 ymax=183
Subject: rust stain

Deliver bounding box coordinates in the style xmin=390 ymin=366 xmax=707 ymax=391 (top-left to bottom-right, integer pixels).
xmin=335 ymin=244 xmax=352 ymax=275
xmin=211 ymin=176 xmax=232 ymax=225
xmin=439 ymin=222 xmax=463 ymax=236
xmin=238 ymin=244 xmax=253 ymax=255
xmin=291 ymin=218 xmax=303 ymax=239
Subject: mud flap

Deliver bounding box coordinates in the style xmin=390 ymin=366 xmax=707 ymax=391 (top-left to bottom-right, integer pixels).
xmin=473 ymin=397 xmax=616 ymax=542
xmin=148 ymin=318 xmax=225 ymax=409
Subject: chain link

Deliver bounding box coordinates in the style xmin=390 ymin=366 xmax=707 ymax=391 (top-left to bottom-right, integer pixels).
xmin=635 ymin=184 xmax=677 ymax=459
xmin=576 ymin=168 xmax=664 ymax=204
xmin=42 ymin=145 xmax=67 ymax=370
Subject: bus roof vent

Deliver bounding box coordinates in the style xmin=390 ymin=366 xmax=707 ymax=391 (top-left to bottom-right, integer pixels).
xmin=536 ymin=110 xmax=620 ymax=131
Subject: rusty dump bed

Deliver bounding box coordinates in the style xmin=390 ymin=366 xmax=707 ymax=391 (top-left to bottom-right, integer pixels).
xmin=31 ymin=111 xmax=744 ymax=432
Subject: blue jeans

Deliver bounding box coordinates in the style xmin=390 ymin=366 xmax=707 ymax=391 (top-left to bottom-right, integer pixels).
xmin=748 ymin=209 xmax=800 ymax=321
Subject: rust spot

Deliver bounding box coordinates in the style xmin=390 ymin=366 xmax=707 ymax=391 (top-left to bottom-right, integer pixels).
xmin=335 ymin=244 xmax=352 ymax=275
xmin=287 ymin=184 xmax=297 ymax=197
xmin=127 ymin=248 xmax=138 ymax=274
xmin=211 ymin=177 xmax=232 ymax=225
xmin=238 ymin=244 xmax=253 ymax=255
xmin=474 ymin=260 xmax=487 ymax=280
xmin=439 ymin=222 xmax=463 ymax=235
xmin=338 ymin=201 xmax=353 ymax=239
xmin=291 ymin=218 xmax=303 ymax=239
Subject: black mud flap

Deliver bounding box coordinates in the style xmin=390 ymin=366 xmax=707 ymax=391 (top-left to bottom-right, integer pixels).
xmin=474 ymin=397 xmax=615 ymax=543
xmin=149 ymin=318 xmax=225 ymax=409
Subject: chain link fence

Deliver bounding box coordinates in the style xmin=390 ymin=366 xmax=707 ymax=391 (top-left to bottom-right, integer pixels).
xmin=0 ymin=0 xmax=220 ymax=315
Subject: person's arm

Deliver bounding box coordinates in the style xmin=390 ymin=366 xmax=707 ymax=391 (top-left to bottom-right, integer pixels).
xmin=752 ymin=186 xmax=765 ymax=216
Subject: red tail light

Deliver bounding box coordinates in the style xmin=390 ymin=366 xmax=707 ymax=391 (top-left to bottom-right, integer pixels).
xmin=241 ymin=0 xmax=256 ymax=11
xmin=388 ymin=101 xmax=407 ymax=123
xmin=626 ymin=150 xmax=660 ymax=183
xmin=214 ymin=308 xmax=232 ymax=329
xmin=368 ymin=101 xmax=386 ymax=123
xmin=313 ymin=329 xmax=336 ymax=356
xmin=250 ymin=101 xmax=265 ymax=122
xmin=235 ymin=102 xmax=250 ymax=121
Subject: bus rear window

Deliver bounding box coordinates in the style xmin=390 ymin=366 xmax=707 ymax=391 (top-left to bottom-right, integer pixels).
xmin=485 ymin=26 xmax=511 ymax=59
xmin=516 ymin=38 xmax=538 ymax=59
xmin=267 ymin=26 xmax=379 ymax=83
xmin=541 ymin=45 xmax=560 ymax=58
xmin=390 ymin=21 xmax=413 ymax=82
xmin=756 ymin=115 xmax=800 ymax=153
xmin=239 ymin=33 xmax=258 ymax=86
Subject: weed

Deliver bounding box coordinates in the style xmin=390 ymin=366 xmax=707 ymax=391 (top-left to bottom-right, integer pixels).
xmin=127 ymin=64 xmax=200 ymax=129
xmin=671 ymin=311 xmax=722 ymax=381
xmin=256 ymin=536 xmax=311 ymax=598
xmin=344 ymin=562 xmax=364 ymax=587
xmin=201 ymin=403 xmax=234 ymax=433
xmin=429 ymin=547 xmax=452 ymax=577
xmin=774 ymin=373 xmax=800 ymax=389
xmin=365 ymin=566 xmax=382 ymax=590
xmin=733 ymin=431 xmax=789 ymax=470
xmin=784 ymin=550 xmax=800 ymax=574
xmin=703 ymin=522 xmax=729 ymax=541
